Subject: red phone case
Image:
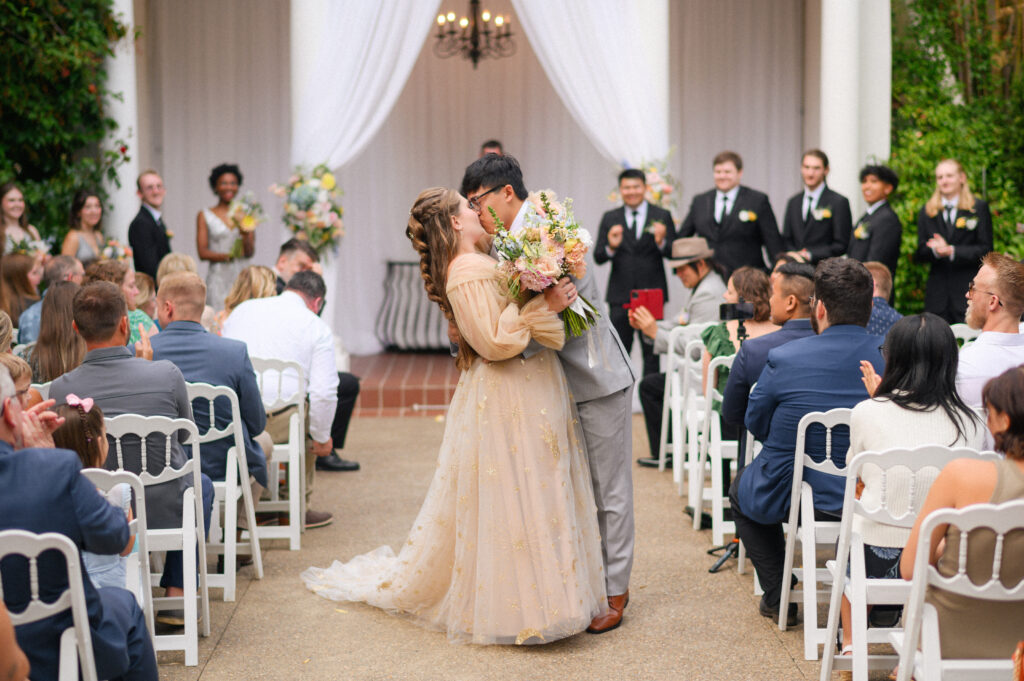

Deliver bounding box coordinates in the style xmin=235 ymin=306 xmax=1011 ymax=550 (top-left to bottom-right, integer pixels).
xmin=623 ymin=288 xmax=664 ymax=320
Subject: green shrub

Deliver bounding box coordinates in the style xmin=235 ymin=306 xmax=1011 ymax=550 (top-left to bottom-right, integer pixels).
xmin=0 ymin=0 xmax=129 ymax=245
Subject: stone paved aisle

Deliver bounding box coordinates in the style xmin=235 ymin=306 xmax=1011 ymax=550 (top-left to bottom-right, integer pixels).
xmin=156 ymin=415 xmax=855 ymax=681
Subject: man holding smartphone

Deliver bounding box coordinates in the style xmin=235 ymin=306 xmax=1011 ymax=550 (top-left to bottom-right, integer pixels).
xmin=595 ymin=168 xmax=677 ymax=377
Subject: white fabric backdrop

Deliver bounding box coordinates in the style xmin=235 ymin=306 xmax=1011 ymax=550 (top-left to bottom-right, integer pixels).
xmin=135 ymin=0 xmax=803 ymax=355
xmin=291 ymin=0 xmax=441 ymax=169
xmin=510 ymin=0 xmax=669 ymax=167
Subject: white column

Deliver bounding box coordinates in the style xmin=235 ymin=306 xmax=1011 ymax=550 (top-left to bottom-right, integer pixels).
xmin=858 ymin=0 xmax=892 ymax=167
xmin=103 ymin=0 xmax=140 ymax=243
xmin=818 ymin=0 xmax=861 ymax=211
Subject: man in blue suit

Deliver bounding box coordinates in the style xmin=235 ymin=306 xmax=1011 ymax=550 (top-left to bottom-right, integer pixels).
xmin=150 ymin=272 xmax=268 ymax=493
xmin=0 ymin=366 xmax=157 ymax=680
xmin=721 ymin=262 xmax=816 ymax=429
xmin=729 ymin=258 xmax=885 ymax=624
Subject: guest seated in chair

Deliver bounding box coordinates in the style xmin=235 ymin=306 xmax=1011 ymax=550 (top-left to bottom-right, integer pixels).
xmin=0 ymin=364 xmax=157 ymax=680
xmin=48 ymin=281 xmax=214 ymax=628
xmin=729 ymin=258 xmax=885 ymax=625
xmin=150 ymin=272 xmax=269 ymax=503
xmin=223 ymin=270 xmax=360 ymax=530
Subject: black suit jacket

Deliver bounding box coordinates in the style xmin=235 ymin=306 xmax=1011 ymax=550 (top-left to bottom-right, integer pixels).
xmin=847 ymin=202 xmax=903 ymax=277
xmin=678 ymin=186 xmax=782 ymax=278
xmin=128 ymin=206 xmax=171 ymax=281
xmin=594 ymin=203 xmax=676 ymax=304
xmin=915 ymin=199 xmax=993 ymax=321
xmin=781 ymin=186 xmax=853 ymax=262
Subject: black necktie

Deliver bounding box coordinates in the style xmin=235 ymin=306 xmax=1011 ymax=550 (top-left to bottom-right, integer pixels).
xmin=944 ymin=206 xmax=954 ymax=228
xmin=632 ymin=210 xmax=640 ymax=237
xmin=718 ymin=195 xmax=729 ymax=224
xmin=804 ymin=194 xmax=813 ymax=221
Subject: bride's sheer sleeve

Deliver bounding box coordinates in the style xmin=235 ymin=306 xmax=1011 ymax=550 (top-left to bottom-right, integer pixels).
xmin=447 ymin=254 xmax=565 ymax=362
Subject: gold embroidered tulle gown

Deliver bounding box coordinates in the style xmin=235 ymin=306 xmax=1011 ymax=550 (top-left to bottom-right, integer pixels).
xmin=301 ymin=253 xmax=607 ymax=644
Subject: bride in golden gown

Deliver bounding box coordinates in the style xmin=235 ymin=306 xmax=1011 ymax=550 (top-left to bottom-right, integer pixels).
xmin=301 ymin=188 xmax=606 ymax=645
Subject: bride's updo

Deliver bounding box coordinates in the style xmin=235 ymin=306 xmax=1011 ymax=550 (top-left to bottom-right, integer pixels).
xmin=407 ymin=187 xmax=476 ymax=369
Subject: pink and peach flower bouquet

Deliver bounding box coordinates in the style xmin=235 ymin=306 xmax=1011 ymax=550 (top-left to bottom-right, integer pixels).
xmin=270 ymin=163 xmax=344 ymax=256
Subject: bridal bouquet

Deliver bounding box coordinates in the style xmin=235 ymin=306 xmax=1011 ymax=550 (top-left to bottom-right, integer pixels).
xmin=490 ymin=191 xmax=600 ymax=337
xmin=270 ymin=163 xmax=344 ymax=256
xmin=101 ymin=237 xmax=132 ymax=262
xmin=226 ymin=191 xmax=265 ymax=259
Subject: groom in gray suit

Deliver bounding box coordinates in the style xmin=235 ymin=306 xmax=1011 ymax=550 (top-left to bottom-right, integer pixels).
xmin=461 ymin=154 xmax=637 ymax=633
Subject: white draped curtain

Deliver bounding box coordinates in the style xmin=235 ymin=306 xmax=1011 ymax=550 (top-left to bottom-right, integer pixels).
xmin=510 ymin=0 xmax=669 ymax=168
xmin=291 ymin=0 xmax=441 ymax=169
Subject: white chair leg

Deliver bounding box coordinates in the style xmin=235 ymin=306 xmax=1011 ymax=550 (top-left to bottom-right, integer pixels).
xmin=182 ymin=490 xmax=199 ymax=667
xmin=221 ymin=474 xmax=238 ymax=602
xmin=236 ymin=448 xmax=263 ymax=580
xmin=801 ymin=517 xmax=820 ymax=660
xmin=58 ymin=628 xmax=78 ymax=681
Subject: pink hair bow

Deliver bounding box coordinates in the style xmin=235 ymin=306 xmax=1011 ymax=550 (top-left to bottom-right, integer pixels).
xmin=66 ymin=394 xmax=95 ymax=412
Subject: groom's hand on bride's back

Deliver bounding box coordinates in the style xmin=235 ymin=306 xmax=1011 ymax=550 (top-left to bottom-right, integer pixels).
xmin=544 ymin=277 xmax=577 ymax=313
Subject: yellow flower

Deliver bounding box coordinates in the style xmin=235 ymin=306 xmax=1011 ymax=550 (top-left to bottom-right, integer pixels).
xmin=241 ymin=215 xmax=256 ymax=231
xmin=955 ymin=216 xmax=967 ymax=228
xmin=821 ymin=208 xmax=832 ymax=219
xmin=320 ymin=172 xmax=336 ymax=191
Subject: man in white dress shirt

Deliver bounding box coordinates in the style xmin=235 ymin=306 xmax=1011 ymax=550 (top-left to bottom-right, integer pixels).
xmin=956 ymin=252 xmax=1024 ymax=407
xmin=223 ymin=270 xmax=341 ymax=528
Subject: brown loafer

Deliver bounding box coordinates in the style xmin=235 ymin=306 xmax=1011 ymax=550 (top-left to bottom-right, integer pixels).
xmin=586 ymin=590 xmax=629 ymax=634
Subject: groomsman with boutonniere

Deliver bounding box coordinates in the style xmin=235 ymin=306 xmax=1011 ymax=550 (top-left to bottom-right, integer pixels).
xmin=847 ymin=164 xmax=903 ymax=286
xmin=780 ymin=149 xmax=853 ymax=263
xmin=678 ymin=151 xmax=782 ymax=279
xmin=594 ymin=168 xmax=677 ymax=377
xmin=915 ymin=159 xmax=994 ymax=324
xmin=128 ymin=169 xmax=173 ymax=282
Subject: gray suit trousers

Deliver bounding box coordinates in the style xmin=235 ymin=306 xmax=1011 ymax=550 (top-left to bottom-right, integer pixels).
xmin=577 ymin=386 xmax=634 ymax=596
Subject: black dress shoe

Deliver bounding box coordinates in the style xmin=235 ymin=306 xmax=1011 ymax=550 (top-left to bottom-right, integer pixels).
xmin=759 ymin=596 xmax=799 ymax=627
xmin=315 ymin=452 xmax=360 ymax=472
xmin=637 ymin=456 xmax=671 ymax=468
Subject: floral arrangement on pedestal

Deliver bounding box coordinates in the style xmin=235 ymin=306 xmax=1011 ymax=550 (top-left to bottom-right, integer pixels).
xmin=226 ymin=191 xmax=266 ymax=259
xmin=270 ymin=163 xmax=344 ymax=255
xmin=607 ymin=150 xmax=681 ymax=212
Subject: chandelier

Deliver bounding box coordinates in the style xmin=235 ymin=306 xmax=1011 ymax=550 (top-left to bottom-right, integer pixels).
xmin=434 ymin=0 xmax=515 ymax=69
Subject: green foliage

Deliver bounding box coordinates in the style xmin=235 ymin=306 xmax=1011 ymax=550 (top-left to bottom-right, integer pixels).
xmin=0 ymin=0 xmax=129 ymax=243
xmin=890 ymin=0 xmax=1024 ymax=314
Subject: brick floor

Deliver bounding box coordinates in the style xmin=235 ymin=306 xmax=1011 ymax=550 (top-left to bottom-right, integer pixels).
xmin=350 ymin=352 xmax=458 ymax=418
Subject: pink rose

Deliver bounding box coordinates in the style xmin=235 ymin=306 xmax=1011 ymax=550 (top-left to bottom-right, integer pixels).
xmin=534 ymin=255 xmax=561 ymax=279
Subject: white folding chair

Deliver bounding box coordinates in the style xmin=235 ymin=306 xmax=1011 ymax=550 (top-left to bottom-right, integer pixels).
xmin=778 ymin=408 xmax=852 ymax=661
xmin=250 ymin=357 xmax=306 ymax=551
xmin=79 ymin=468 xmax=155 ymax=640
xmin=105 ymin=414 xmax=210 ymax=666
xmin=691 ymin=354 xmax=739 ymax=545
xmin=186 ymin=382 xmax=264 ymax=601
xmin=31 ymin=380 xmax=51 ymax=401
xmin=675 ymin=339 xmax=710 ymax=501
xmin=950 ymin=323 xmax=982 ymax=349
xmin=658 ymin=325 xmax=689 ymax=471
xmin=890 ymin=499 xmax=1024 ymax=681
xmin=0 ymin=530 xmax=97 ymax=681
xmin=820 ymin=446 xmax=1001 ymax=681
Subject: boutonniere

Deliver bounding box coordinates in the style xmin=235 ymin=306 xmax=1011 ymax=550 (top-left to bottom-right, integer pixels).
xmin=644 ymin=220 xmax=665 ymax=235
xmin=853 ymin=222 xmax=870 ymax=240
xmin=165 ymin=229 xmax=175 ymax=239
xmin=812 ymin=207 xmax=832 ymax=220
xmin=738 ymin=210 xmax=757 ymax=222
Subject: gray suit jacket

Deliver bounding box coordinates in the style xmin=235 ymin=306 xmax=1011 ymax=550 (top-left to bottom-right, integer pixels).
xmin=50 ymin=346 xmax=194 ymax=529
xmin=525 ymin=271 xmax=636 ymax=404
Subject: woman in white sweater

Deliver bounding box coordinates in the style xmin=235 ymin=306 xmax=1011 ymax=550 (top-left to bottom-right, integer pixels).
xmin=839 ymin=312 xmax=984 ymax=655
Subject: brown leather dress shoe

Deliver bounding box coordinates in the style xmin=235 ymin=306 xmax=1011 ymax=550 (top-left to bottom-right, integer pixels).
xmin=586 ymin=591 xmax=629 ymax=634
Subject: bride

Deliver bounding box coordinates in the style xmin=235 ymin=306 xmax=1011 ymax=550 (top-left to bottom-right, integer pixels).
xmin=301 ymin=187 xmax=606 ymax=644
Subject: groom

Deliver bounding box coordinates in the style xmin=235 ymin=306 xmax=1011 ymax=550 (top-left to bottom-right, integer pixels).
xmin=461 ymin=154 xmax=637 ymax=633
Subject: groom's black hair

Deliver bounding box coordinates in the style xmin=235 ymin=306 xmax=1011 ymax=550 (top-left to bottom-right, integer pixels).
xmin=460 ymin=153 xmax=528 ymax=201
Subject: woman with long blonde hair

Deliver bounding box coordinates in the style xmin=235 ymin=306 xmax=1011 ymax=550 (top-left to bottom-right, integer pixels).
xmin=302 ymin=187 xmax=607 ymax=645
xmin=915 ymin=159 xmax=993 ymax=323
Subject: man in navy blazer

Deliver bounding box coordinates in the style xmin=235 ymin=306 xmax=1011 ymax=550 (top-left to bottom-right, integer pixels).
xmin=678 ymin=151 xmax=782 ymax=278
xmin=729 ymin=258 xmax=885 ymax=624
xmin=594 ymin=168 xmax=677 ymax=376
xmin=150 ymin=272 xmax=268 ymax=490
xmin=0 ymin=366 xmax=157 ymax=680
xmin=721 ymin=262 xmax=816 ymax=429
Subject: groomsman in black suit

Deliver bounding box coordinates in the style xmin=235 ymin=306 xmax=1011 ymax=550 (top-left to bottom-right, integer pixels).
xmin=595 ymin=168 xmax=676 ymax=377
xmin=781 ymin=149 xmax=853 ymax=263
xmin=847 ymin=165 xmax=903 ymax=281
xmin=128 ymin=169 xmax=172 ymax=281
xmin=915 ymin=159 xmax=993 ymax=323
xmin=678 ymin=151 xmax=782 ymax=278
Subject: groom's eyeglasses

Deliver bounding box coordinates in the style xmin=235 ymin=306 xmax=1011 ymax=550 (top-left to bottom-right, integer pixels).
xmin=467 ymin=186 xmax=501 ymax=213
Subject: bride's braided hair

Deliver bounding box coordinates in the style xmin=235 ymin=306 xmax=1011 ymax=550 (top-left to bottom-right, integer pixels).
xmin=406 ymin=188 xmax=477 ymax=369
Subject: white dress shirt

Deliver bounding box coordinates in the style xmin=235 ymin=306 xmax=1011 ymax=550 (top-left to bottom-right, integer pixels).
xmin=802 ymin=183 xmax=826 ymax=219
xmin=956 ymin=331 xmax=1024 ymax=407
xmin=222 ymin=291 xmax=339 ymax=442
xmin=715 ymin=186 xmax=740 ymax=222
xmin=143 ymin=204 xmax=162 ymax=222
